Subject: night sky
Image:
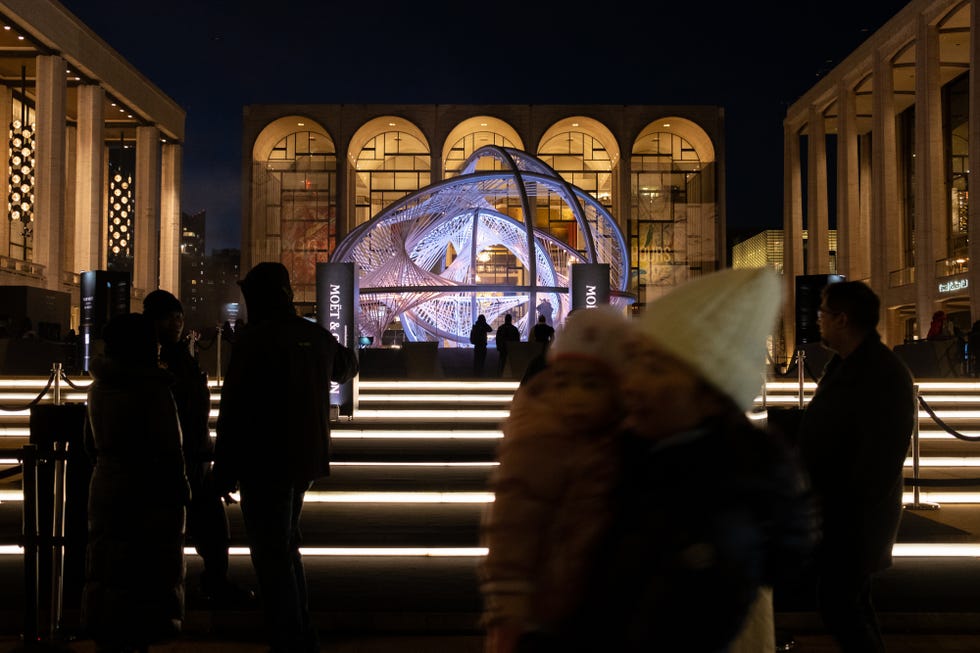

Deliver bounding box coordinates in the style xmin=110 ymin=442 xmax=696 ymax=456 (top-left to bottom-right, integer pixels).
xmin=57 ymin=0 xmax=913 ymax=253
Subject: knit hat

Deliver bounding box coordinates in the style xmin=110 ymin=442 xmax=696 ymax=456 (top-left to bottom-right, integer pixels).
xmin=636 ymin=267 xmax=783 ymax=410
xmin=142 ymin=289 xmax=183 ymax=320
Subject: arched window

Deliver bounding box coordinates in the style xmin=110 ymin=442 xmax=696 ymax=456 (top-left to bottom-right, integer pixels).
xmin=353 ymin=130 xmax=430 ymax=226
xmin=263 ymin=130 xmax=337 ymax=310
xmin=630 ymin=123 xmax=716 ymax=307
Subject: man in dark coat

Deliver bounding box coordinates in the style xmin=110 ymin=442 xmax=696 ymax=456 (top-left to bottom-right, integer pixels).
xmin=213 ymin=262 xmax=359 ymax=653
xmin=798 ymin=280 xmax=915 ymax=651
xmin=470 ymin=314 xmax=493 ymax=377
xmin=495 ymin=313 xmax=521 ymax=377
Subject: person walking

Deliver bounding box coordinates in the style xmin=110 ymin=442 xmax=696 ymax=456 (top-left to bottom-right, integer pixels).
xmin=82 ymin=312 xmax=189 ymax=653
xmin=470 ymin=314 xmax=493 ymax=377
xmin=142 ymin=289 xmax=254 ymax=608
xmin=798 ymin=280 xmax=915 ymax=652
xmin=495 ymin=313 xmax=520 ymax=377
xmin=481 ymin=269 xmax=816 ymax=653
xmin=212 ymin=262 xmax=359 ymax=653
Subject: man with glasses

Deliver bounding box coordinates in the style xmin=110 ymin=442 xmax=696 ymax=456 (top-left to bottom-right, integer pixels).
xmin=797 ymin=281 xmax=915 ymax=652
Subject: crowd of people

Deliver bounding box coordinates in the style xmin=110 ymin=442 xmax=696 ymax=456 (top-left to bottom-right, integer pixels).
xmin=70 ymin=261 xmax=915 ymax=653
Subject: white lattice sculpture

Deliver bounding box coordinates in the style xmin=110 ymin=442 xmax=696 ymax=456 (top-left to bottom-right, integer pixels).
xmin=332 ymin=146 xmax=631 ymax=345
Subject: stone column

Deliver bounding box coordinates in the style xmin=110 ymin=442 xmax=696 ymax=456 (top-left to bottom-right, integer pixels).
xmin=134 ymin=125 xmax=161 ymax=296
xmin=159 ymin=141 xmax=181 ymax=293
xmin=915 ymin=15 xmax=945 ymax=338
xmin=836 ymin=78 xmax=866 ymax=280
xmin=871 ymin=48 xmax=900 ymax=314
xmin=806 ymin=105 xmax=830 ymax=274
xmin=34 ymin=54 xmax=66 ymax=291
xmin=74 ymin=84 xmax=103 ymax=275
xmin=783 ymin=120 xmax=804 ymax=351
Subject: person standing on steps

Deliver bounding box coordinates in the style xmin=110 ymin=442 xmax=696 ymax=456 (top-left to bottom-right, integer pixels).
xmin=470 ymin=314 xmax=493 ymax=378
xmin=142 ymin=289 xmax=255 ymax=609
xmin=495 ymin=313 xmax=521 ymax=377
xmin=798 ymin=280 xmax=915 ymax=652
xmin=213 ymin=262 xmax=359 ymax=653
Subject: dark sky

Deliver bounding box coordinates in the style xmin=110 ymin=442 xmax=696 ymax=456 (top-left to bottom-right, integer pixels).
xmin=58 ymin=0 xmax=912 ymax=253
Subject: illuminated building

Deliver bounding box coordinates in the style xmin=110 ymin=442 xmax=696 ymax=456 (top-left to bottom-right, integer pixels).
xmin=0 ymin=0 xmax=184 ymax=320
xmin=783 ymin=0 xmax=977 ymax=348
xmin=242 ymin=106 xmax=727 ymax=335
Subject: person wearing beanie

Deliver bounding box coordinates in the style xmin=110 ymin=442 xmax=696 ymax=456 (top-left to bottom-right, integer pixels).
xmin=82 ymin=312 xmax=189 ymax=652
xmin=480 ymin=305 xmax=639 ymax=653
xmin=142 ymin=289 xmax=255 ymax=608
xmin=213 ymin=261 xmax=359 ymax=653
xmin=797 ymin=280 xmax=915 ymax=651
xmin=480 ymin=270 xmax=816 ymax=653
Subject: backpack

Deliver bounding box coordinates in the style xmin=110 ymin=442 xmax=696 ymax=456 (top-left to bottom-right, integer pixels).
xmin=563 ymin=415 xmax=817 ymax=652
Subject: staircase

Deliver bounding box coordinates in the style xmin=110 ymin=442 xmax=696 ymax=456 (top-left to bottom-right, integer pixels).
xmin=3 ymin=374 xmax=980 ymax=637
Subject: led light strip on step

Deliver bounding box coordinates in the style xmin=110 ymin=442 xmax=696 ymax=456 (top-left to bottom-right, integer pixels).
xmin=0 ymin=543 xmax=978 ymax=557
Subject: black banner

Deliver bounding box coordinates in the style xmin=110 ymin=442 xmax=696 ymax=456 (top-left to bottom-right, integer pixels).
xmin=79 ymin=270 xmax=131 ymax=371
xmin=569 ymin=263 xmax=611 ymax=310
xmin=316 ymin=262 xmax=358 ymax=416
xmin=795 ymin=273 xmax=845 ymax=347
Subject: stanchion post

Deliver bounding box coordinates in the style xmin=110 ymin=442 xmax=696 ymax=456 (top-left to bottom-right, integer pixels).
xmin=796 ymin=348 xmax=806 ymax=409
xmin=216 ymin=322 xmax=223 ymax=387
xmin=22 ymin=443 xmax=39 ymax=645
xmin=50 ymin=363 xmax=67 ymax=637
xmin=905 ymin=383 xmax=940 ymax=511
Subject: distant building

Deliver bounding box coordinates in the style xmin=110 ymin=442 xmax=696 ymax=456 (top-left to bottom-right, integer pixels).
xmin=733 ymin=229 xmax=837 ymax=276
xmin=180 ymin=210 xmax=207 ymax=327
xmin=202 ymin=248 xmax=241 ymax=332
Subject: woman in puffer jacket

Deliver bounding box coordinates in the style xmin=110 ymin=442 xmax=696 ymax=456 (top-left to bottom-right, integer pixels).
xmin=82 ymin=312 xmax=190 ymax=653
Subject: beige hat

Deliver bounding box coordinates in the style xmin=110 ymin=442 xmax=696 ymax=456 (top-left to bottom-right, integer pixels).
xmin=637 ymin=267 xmax=783 ymax=410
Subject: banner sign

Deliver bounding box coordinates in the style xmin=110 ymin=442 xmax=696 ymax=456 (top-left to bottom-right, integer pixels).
xmin=79 ymin=270 xmax=131 ymax=372
xmin=316 ymin=262 xmax=358 ymax=416
xmin=569 ymin=263 xmax=610 ymax=310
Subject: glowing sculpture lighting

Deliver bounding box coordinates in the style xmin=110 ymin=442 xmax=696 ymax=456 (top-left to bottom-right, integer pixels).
xmin=333 ymin=146 xmax=631 ymax=346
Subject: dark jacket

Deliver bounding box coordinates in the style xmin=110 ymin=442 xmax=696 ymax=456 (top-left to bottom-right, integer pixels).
xmin=471 ymin=319 xmax=492 ymax=347
xmin=159 ymin=339 xmax=211 ymax=461
xmin=799 ymin=334 xmax=915 ymax=574
xmin=570 ymin=412 xmax=818 ymax=652
xmin=214 ymin=312 xmax=359 ymax=485
xmin=495 ymin=322 xmax=520 ymax=352
xmin=82 ymin=356 xmax=189 ymax=648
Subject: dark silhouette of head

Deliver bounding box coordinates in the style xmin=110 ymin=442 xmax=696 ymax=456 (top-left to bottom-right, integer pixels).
xmin=239 ymin=262 xmax=295 ymax=323
xmin=101 ymin=312 xmax=158 ymax=368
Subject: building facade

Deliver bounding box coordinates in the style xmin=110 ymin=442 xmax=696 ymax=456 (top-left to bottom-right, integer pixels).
xmin=242 ymin=104 xmax=726 ymax=317
xmin=0 ymin=0 xmax=184 ymax=326
xmin=783 ymin=0 xmax=977 ymax=349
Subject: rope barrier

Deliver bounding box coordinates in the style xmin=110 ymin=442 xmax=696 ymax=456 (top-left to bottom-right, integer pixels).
xmin=0 ymin=369 xmax=56 ymax=412
xmin=58 ymin=369 xmax=87 ymax=391
xmin=917 ymin=395 xmax=980 ymax=442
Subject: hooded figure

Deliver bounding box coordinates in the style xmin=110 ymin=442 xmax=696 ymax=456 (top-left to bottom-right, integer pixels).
xmin=213 ymin=262 xmax=359 ymax=653
xmin=82 ymin=312 xmax=189 ymax=652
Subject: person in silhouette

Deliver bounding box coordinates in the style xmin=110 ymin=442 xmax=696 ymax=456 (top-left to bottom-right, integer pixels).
xmin=470 ymin=314 xmax=493 ymax=377
xmin=82 ymin=312 xmax=189 ymax=653
xmin=798 ymin=281 xmax=915 ymax=651
xmin=213 ymin=262 xmax=359 ymax=653
xmin=143 ymin=289 xmax=254 ymax=608
xmin=530 ymin=314 xmax=555 ymax=348
xmin=495 ymin=314 xmax=521 ymax=377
